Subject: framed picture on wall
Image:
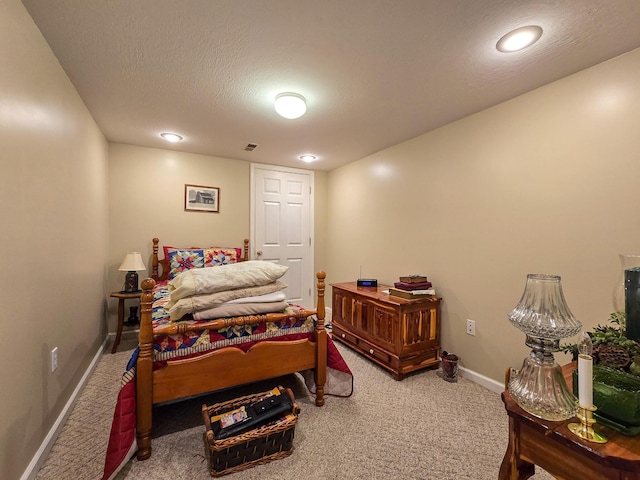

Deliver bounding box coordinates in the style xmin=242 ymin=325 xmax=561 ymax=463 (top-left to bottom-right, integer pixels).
xmin=184 ymin=184 xmax=220 ymax=213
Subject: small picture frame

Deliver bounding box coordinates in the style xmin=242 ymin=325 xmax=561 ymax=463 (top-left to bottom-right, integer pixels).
xmin=184 ymin=184 xmax=220 ymax=213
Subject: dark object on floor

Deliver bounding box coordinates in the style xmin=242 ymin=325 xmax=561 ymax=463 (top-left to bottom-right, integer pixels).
xmin=124 ymin=306 xmax=139 ymax=326
xmin=441 ymin=351 xmax=459 ymax=382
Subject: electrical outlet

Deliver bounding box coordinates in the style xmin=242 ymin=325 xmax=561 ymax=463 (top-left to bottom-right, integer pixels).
xmin=51 ymin=347 xmax=58 ymax=372
xmin=466 ymin=319 xmax=476 ymax=336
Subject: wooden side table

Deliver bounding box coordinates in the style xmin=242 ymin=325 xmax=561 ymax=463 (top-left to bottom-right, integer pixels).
xmin=110 ymin=291 xmax=141 ymax=353
xmin=499 ymin=363 xmax=640 ymax=479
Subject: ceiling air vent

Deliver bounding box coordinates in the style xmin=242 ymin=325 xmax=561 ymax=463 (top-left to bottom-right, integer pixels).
xmin=244 ymin=143 xmax=259 ymax=152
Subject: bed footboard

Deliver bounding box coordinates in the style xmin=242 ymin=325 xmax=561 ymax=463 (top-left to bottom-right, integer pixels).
xmin=135 ymin=271 xmax=327 ymax=461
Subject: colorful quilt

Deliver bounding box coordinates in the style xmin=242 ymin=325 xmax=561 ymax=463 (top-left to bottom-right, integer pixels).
xmin=101 ymin=282 xmax=353 ymax=480
xmin=150 ymin=280 xmax=315 ymax=359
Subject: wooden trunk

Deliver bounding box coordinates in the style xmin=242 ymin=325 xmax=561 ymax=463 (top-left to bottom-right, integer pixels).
xmin=331 ymin=282 xmax=441 ymax=380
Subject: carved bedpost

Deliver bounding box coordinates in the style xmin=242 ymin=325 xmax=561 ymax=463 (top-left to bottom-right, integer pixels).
xmin=316 ymin=271 xmax=326 ymax=327
xmin=152 ymin=238 xmax=160 ymax=279
xmin=314 ymin=271 xmax=327 ymax=406
xmin=136 ymin=277 xmax=155 ymax=460
xmin=243 ymin=238 xmax=249 ymax=261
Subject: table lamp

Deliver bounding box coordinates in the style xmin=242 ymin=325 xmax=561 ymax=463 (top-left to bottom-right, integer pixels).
xmin=507 ymin=274 xmax=583 ymax=421
xmin=118 ymin=252 xmax=146 ymax=293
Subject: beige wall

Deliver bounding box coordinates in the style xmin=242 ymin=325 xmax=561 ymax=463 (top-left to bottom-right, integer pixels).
xmin=0 ymin=2 xmax=109 ymax=479
xmin=107 ymin=144 xmax=327 ymax=330
xmin=327 ymin=48 xmax=640 ymax=384
xmin=107 ymin=144 xmax=250 ymax=330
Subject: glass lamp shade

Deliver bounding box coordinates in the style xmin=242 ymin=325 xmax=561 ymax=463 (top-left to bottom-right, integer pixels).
xmin=507 ymin=274 xmax=582 ymax=421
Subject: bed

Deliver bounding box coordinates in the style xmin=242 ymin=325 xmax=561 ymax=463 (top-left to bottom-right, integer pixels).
xmin=103 ymin=237 xmax=352 ymax=479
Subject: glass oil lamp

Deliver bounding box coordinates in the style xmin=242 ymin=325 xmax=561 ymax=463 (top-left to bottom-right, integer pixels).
xmin=507 ymin=274 xmax=583 ymax=421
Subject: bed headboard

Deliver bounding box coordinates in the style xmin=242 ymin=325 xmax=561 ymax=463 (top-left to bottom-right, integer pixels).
xmin=151 ymin=237 xmax=250 ymax=281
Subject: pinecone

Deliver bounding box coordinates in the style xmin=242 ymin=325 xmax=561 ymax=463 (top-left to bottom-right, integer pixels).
xmin=597 ymin=344 xmax=631 ymax=368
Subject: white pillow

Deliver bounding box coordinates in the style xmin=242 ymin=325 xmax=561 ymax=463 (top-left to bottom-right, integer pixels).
xmin=168 ymin=260 xmax=288 ymax=302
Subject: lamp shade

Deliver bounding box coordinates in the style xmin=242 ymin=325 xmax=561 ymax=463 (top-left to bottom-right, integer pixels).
xmin=118 ymin=252 xmax=146 ymax=272
xmin=508 ymin=274 xmax=582 ymax=340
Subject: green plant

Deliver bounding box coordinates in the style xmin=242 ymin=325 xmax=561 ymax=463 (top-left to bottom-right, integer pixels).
xmin=561 ymin=312 xmax=640 ymax=375
xmin=592 ymin=312 xmax=639 ymax=353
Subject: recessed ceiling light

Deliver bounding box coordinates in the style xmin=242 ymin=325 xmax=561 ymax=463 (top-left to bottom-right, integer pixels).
xmin=496 ymin=25 xmax=543 ymax=53
xmin=299 ymin=154 xmax=317 ymax=163
xmin=274 ymin=93 xmax=307 ymax=119
xmin=160 ymin=132 xmax=183 ymax=142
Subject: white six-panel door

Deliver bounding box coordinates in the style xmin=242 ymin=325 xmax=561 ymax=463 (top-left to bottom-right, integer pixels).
xmin=250 ymin=164 xmax=314 ymax=307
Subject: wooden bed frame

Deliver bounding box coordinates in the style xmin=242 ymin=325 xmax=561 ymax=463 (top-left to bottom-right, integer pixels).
xmin=135 ymin=238 xmax=327 ymax=460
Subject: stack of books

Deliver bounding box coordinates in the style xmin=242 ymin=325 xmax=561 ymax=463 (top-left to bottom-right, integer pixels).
xmin=389 ymin=275 xmax=435 ymax=300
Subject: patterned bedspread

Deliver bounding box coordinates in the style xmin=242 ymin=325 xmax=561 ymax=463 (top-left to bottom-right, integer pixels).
xmin=150 ymin=281 xmax=315 ymax=361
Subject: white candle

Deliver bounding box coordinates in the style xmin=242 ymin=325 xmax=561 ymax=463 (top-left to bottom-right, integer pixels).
xmin=578 ymin=353 xmax=593 ymax=407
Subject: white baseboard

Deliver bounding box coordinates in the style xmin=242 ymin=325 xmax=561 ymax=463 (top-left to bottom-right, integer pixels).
xmin=458 ymin=365 xmax=503 ymax=394
xmin=21 ymin=337 xmax=108 ymax=480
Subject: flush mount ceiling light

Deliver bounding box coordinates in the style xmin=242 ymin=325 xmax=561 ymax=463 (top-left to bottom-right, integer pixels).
xmin=160 ymin=132 xmax=183 ymax=142
xmin=299 ymin=154 xmax=317 ymax=163
xmin=274 ymin=93 xmax=307 ymax=119
xmin=496 ymin=25 xmax=543 ymax=53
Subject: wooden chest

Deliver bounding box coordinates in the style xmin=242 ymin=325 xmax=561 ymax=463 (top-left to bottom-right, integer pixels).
xmin=331 ymin=282 xmax=441 ymax=380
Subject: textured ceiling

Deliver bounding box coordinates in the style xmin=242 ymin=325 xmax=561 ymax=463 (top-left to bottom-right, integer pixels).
xmin=22 ymin=0 xmax=640 ymax=171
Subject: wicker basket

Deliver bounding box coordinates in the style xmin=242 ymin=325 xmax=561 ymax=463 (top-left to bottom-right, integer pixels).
xmin=202 ymin=386 xmax=299 ymax=477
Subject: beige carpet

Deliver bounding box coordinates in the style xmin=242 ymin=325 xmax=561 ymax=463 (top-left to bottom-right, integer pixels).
xmin=35 ymin=338 xmax=553 ymax=479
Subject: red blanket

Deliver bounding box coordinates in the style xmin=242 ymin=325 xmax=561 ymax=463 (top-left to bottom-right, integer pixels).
xmin=101 ymin=337 xmax=353 ymax=480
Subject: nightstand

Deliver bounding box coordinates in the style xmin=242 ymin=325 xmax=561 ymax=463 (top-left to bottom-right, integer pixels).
xmin=110 ymin=291 xmax=142 ymax=353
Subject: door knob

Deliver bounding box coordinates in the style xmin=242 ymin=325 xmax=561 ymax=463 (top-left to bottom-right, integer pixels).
xmin=256 ymin=250 xmax=263 ymax=256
